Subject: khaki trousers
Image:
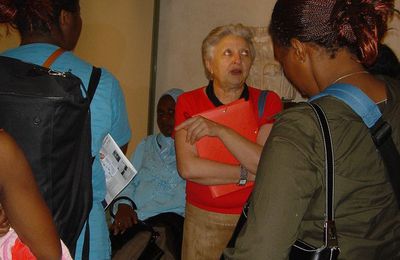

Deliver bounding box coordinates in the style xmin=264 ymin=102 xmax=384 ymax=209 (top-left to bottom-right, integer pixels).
xmin=181 ymin=203 xmax=240 ymax=260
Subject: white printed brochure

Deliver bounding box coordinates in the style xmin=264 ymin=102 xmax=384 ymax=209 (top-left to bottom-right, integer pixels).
xmin=100 ymin=134 xmax=137 ymax=209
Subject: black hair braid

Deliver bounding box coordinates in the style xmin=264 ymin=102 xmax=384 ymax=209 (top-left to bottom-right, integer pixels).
xmin=297 ymin=1 xmax=337 ymax=48
xmin=10 ymin=0 xmax=79 ymax=36
xmin=269 ymin=0 xmax=338 ymax=48
xmin=0 ymin=0 xmax=17 ymax=23
xmin=13 ymin=0 xmax=54 ymax=35
xmin=332 ymin=0 xmax=394 ymax=65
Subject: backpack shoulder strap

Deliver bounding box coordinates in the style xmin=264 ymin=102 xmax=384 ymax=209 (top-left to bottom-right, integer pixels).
xmin=42 ymin=49 xmax=101 ymax=104
xmin=257 ymin=90 xmax=269 ymax=120
xmin=87 ymin=67 xmax=102 ymax=103
xmin=309 ymin=83 xmax=381 ymax=127
xmin=310 ymin=83 xmax=400 ymax=209
xmin=80 ymin=66 xmax=101 ymax=259
xmin=42 ymin=48 xmax=65 ymax=68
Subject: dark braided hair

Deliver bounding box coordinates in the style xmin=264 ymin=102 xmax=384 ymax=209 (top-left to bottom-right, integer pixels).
xmin=0 ymin=0 xmax=17 ymax=23
xmin=0 ymin=0 xmax=79 ymax=36
xmin=269 ymin=0 xmax=395 ymax=66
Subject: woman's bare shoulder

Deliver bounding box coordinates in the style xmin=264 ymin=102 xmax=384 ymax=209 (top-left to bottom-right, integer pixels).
xmin=0 ymin=130 xmax=21 ymax=161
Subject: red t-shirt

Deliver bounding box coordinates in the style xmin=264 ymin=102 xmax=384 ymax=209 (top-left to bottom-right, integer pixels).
xmin=175 ymin=86 xmax=282 ymax=214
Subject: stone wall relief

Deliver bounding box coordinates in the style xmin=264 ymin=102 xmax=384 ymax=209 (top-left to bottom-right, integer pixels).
xmin=246 ymin=26 xmax=304 ymax=102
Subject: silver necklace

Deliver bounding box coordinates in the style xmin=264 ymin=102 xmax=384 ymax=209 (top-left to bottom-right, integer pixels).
xmin=331 ymin=70 xmax=369 ymax=85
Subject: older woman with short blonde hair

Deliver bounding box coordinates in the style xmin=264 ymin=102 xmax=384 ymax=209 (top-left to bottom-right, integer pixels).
xmin=174 ymin=23 xmax=282 ymax=259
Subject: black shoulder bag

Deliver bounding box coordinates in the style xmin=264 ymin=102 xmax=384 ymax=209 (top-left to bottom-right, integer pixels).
xmin=109 ymin=196 xmax=164 ymax=260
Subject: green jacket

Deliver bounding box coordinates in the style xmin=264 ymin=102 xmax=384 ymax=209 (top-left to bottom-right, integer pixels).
xmin=224 ymin=77 xmax=400 ymax=259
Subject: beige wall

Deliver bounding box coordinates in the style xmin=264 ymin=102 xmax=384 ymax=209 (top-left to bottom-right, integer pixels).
xmin=0 ymin=1 xmax=155 ymax=157
xmin=154 ymin=0 xmax=276 ymax=130
xmin=77 ymin=1 xmax=154 ymax=157
xmin=156 ymin=0 xmax=275 ymax=99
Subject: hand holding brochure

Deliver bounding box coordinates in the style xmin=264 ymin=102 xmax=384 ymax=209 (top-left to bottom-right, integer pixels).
xmin=100 ymin=134 xmax=137 ymax=209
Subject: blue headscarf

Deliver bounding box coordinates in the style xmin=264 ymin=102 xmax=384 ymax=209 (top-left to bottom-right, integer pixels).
xmin=161 ymin=88 xmax=184 ymax=102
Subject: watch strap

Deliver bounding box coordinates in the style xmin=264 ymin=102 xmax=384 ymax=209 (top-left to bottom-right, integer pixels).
xmin=238 ymin=165 xmax=248 ymax=186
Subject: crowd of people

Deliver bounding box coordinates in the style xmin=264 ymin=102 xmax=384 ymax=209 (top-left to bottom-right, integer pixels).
xmin=0 ymin=0 xmax=399 ymax=259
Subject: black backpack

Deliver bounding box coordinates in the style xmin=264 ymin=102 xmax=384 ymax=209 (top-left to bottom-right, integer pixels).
xmin=0 ymin=53 xmax=100 ymax=257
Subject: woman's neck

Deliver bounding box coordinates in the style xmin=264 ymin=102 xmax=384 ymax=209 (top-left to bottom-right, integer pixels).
xmin=314 ymin=51 xmax=387 ymax=102
xmin=20 ymin=30 xmax=63 ymax=48
xmin=212 ymin=81 xmax=245 ymax=104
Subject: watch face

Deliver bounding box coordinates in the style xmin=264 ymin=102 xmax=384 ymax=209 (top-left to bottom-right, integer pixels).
xmin=238 ymin=179 xmax=247 ymax=186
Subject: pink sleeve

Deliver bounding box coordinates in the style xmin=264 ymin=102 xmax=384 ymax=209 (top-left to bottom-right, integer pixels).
xmin=0 ymin=229 xmax=73 ymax=260
xmin=60 ymin=240 xmax=73 ymax=260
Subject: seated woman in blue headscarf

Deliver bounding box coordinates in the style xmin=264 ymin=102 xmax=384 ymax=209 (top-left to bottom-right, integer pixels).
xmin=110 ymin=88 xmax=185 ymax=259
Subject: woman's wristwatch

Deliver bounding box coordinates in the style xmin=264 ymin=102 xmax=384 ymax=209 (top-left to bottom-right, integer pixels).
xmin=238 ymin=164 xmax=248 ymax=186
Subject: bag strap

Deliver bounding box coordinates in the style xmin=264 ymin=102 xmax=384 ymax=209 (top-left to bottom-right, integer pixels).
xmin=308 ymin=102 xmax=339 ymax=249
xmin=310 ymin=83 xmax=400 ymax=208
xmin=369 ymin=118 xmax=400 ymax=208
xmin=41 ymin=48 xmax=101 ymax=104
xmin=42 ymin=48 xmax=65 ymax=68
xmin=257 ymin=90 xmax=269 ymax=119
xmin=108 ymin=196 xmax=161 ymax=257
xmin=87 ymin=66 xmax=102 ymax=103
xmin=109 ymin=196 xmax=137 ymax=219
xmin=309 ymin=83 xmax=381 ymax=127
xmin=82 ymin=221 xmax=90 ymax=260
xmin=80 ymin=67 xmax=101 ymax=260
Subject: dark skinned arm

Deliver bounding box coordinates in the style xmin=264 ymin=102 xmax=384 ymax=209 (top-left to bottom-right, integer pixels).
xmin=0 ymin=130 xmax=61 ymax=260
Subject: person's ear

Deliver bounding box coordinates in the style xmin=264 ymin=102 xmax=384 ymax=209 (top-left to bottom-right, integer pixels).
xmin=59 ymin=9 xmax=72 ymax=32
xmin=290 ymin=38 xmax=307 ymax=63
xmin=205 ymin=59 xmax=214 ymax=76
